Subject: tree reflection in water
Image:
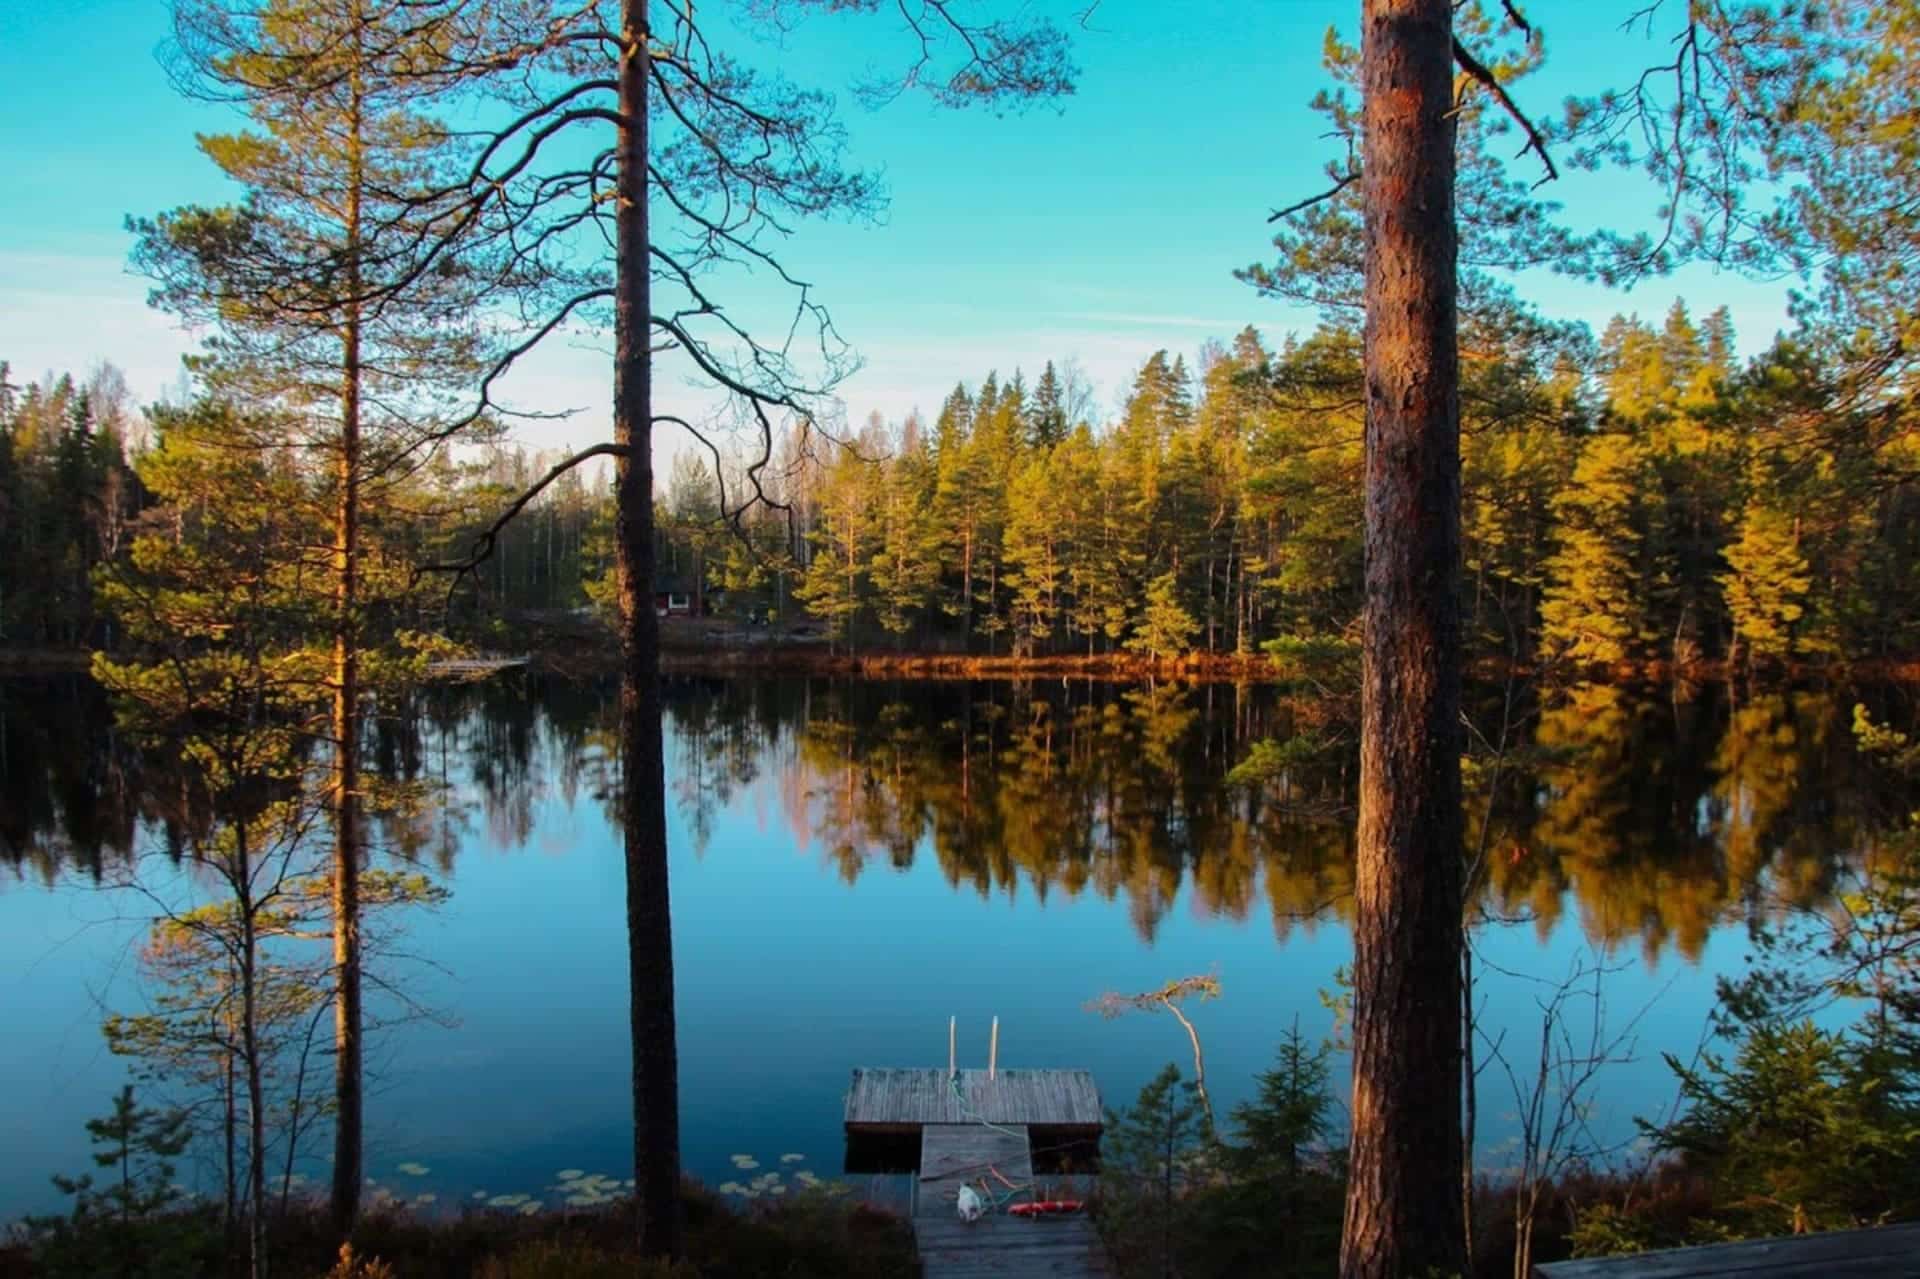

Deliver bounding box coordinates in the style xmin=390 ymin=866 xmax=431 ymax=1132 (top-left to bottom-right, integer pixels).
xmin=4 ymin=672 xmax=1913 ymax=963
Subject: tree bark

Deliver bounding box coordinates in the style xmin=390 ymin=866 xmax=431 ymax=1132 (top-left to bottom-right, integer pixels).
xmin=1341 ymin=1 xmax=1466 ymax=1276
xmin=616 ymin=1 xmax=683 ymax=1259
xmin=328 ymin=229 xmax=364 ymax=1243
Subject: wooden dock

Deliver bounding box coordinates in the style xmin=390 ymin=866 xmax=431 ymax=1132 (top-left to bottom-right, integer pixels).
xmin=845 ymin=1063 xmax=1107 ymax=1277
xmin=1534 ymin=1221 xmax=1920 ymax=1277
xmin=915 ymin=1124 xmax=1106 ymax=1276
xmin=844 ymin=1068 xmax=1103 ymax=1134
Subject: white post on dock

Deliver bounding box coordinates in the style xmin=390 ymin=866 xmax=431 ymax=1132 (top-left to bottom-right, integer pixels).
xmin=948 ymin=1016 xmax=956 ymax=1081
xmin=989 ymin=1015 xmax=999 ymax=1081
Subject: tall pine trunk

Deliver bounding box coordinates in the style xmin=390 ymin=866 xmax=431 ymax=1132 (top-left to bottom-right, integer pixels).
xmin=329 ymin=300 xmax=364 ymax=1237
xmin=1340 ymin=1 xmax=1466 ymax=1276
xmin=329 ymin=61 xmax=366 ymax=1233
xmin=615 ymin=1 xmax=683 ymax=1258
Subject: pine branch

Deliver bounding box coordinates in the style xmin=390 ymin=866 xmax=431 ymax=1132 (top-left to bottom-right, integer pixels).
xmin=1452 ymin=36 xmax=1558 ymax=187
xmin=1269 ymin=170 xmax=1361 ymax=223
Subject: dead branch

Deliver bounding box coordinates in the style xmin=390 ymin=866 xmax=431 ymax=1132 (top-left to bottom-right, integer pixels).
xmin=1269 ymin=169 xmax=1361 ymax=223
xmin=416 ymin=442 xmax=628 ymax=605
xmin=1451 ymin=37 xmax=1557 ymax=186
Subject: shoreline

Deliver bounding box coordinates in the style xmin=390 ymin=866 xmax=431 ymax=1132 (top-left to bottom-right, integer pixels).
xmin=7 ymin=641 xmax=1919 ymax=686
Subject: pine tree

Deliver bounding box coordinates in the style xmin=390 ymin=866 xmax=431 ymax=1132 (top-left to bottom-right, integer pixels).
xmin=1540 ymin=434 xmax=1656 ymax=666
xmin=1721 ymin=468 xmax=1812 ymax=666
xmin=93 ymin=396 xmax=354 ymax=1277
xmin=1002 ymin=454 xmax=1064 ymax=653
xmin=131 ymin=0 xmax=499 ymax=1230
xmin=1099 ymin=1064 xmax=1211 ymax=1279
xmin=796 ymin=444 xmax=876 ymax=652
xmin=868 ymin=441 xmax=941 ymax=643
xmin=1029 ymin=360 xmax=1068 ymax=449
xmin=29 ymin=1087 xmax=198 ymax=1279
xmin=933 ymin=407 xmax=994 ymax=642
xmin=932 ymin=383 xmax=974 ymax=464
xmin=1128 ymin=571 xmax=1200 ymax=660
xmin=1053 ymin=425 xmax=1126 ymax=654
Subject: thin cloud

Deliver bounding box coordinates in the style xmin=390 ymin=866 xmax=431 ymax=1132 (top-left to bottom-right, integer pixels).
xmin=1050 ymin=309 xmax=1243 ymax=330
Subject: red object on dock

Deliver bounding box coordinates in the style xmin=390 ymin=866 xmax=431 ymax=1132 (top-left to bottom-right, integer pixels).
xmin=1009 ymin=1199 xmax=1084 ymax=1217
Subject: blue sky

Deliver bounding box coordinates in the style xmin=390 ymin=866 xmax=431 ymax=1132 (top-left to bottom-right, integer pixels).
xmin=0 ymin=0 xmax=1801 ymax=466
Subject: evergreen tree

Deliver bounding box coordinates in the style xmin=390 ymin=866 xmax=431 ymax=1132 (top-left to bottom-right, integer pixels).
xmin=1128 ymin=571 xmax=1201 ymax=660
xmin=868 ymin=438 xmax=941 ymax=643
xmin=1028 ymin=360 xmax=1068 ymax=449
xmin=1099 ymin=1064 xmax=1211 ymax=1279
xmin=796 ymin=443 xmax=877 ymax=652
xmin=1002 ymin=454 xmax=1064 ymax=653
xmin=1651 ymin=1021 xmax=1920 ymax=1237
xmin=1721 ymin=462 xmax=1813 ymax=666
xmin=28 ymin=1087 xmax=200 ymax=1279
xmin=1540 ymin=434 xmax=1657 ymax=666
xmin=130 ymin=0 xmax=500 ymax=1229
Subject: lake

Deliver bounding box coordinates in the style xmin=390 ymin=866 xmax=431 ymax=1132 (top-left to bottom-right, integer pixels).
xmin=2 ymin=671 xmax=1914 ymax=1220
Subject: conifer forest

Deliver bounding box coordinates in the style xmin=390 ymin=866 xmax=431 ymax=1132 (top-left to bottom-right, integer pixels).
xmin=4 ymin=2 xmax=1920 ymax=1279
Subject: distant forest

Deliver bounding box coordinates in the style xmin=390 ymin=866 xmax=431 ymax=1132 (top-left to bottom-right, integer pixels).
xmin=5 ymin=296 xmax=1917 ymax=669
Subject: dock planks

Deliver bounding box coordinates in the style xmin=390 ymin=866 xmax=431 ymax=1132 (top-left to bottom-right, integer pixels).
xmin=915 ymin=1124 xmax=1107 ymax=1277
xmin=917 ymin=1123 xmax=1034 ymax=1214
xmin=845 ymin=1065 xmax=1106 ymax=1275
xmin=1533 ymin=1221 xmax=1920 ymax=1277
xmin=844 ymin=1068 xmax=1102 ymax=1134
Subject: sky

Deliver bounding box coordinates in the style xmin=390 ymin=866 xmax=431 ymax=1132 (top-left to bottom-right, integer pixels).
xmin=0 ymin=0 xmax=1804 ymax=471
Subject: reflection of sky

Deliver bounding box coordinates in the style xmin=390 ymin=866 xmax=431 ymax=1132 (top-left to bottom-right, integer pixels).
xmin=0 ymin=696 xmax=1769 ymax=1218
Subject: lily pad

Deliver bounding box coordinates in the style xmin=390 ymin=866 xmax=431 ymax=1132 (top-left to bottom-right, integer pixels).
xmin=397 ymin=1162 xmax=430 ymax=1177
xmin=779 ymin=1154 xmax=805 ymax=1164
xmin=556 ymin=1169 xmax=585 ymax=1182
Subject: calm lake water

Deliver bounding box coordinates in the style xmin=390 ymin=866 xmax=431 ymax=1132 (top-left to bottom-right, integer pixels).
xmin=3 ymin=672 xmax=1916 ymax=1219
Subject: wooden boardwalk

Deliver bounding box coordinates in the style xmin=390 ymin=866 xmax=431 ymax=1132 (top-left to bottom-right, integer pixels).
xmin=915 ymin=1125 xmax=1107 ymax=1277
xmin=1534 ymin=1221 xmax=1920 ymax=1277
xmin=844 ymin=1068 xmax=1102 ymax=1134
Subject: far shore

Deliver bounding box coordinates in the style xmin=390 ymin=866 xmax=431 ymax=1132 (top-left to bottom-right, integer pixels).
xmin=7 ymin=624 xmax=1919 ymax=686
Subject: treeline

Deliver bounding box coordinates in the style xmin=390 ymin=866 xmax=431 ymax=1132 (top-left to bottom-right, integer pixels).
xmin=12 ymin=295 xmax=1918 ymax=671
xmin=0 ymin=364 xmax=635 ymax=645
xmin=0 ymin=363 xmax=145 ymax=649
xmin=765 ymin=302 xmax=1920 ymax=667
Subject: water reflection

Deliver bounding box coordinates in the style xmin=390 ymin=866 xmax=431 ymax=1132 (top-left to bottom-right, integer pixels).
xmin=4 ymin=673 xmax=1914 ymax=965
xmin=7 ymin=670 xmax=1920 ymax=1219
xmin=671 ymin=677 xmax=1914 ymax=960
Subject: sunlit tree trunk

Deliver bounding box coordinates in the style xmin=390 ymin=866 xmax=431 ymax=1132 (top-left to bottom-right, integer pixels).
xmin=615 ymin=0 xmax=683 ymax=1258
xmin=329 ymin=52 xmax=366 ymax=1235
xmin=1341 ymin=0 xmax=1466 ymax=1275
